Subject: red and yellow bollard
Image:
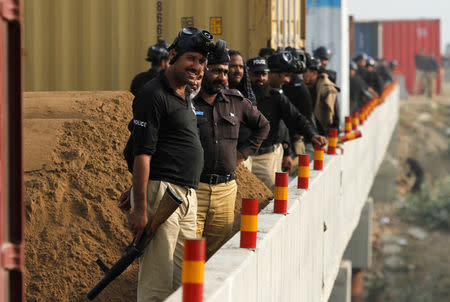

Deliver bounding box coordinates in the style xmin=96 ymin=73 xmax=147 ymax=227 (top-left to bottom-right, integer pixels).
xmin=274 ymin=172 xmax=288 ymax=214
xmin=182 ymin=238 xmax=206 ymax=302
xmin=327 ymin=128 xmax=338 ymax=155
xmin=352 ymin=112 xmax=359 ymax=130
xmin=341 ymin=130 xmax=362 ymax=142
xmin=314 ymin=144 xmax=324 ymax=170
xmin=297 ymin=154 xmax=309 ymax=189
xmin=345 ymin=116 xmax=352 ymax=133
xmin=240 ymin=198 xmax=258 ymax=248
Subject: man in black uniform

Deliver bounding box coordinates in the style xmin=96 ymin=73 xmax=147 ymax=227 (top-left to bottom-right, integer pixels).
xmin=126 ymin=27 xmax=214 ymax=301
xmin=414 ymin=48 xmax=427 ymax=95
xmin=354 ymin=52 xmax=379 ymax=98
xmin=376 ymin=57 xmax=393 ymax=85
xmin=246 ymin=56 xmax=327 ymax=191
xmin=365 ymin=56 xmax=384 ymax=95
xmin=130 ymin=40 xmax=170 ymax=96
xmin=350 ymin=61 xmax=374 ymax=113
xmin=314 ymin=46 xmax=337 ymax=84
xmin=283 ymin=48 xmax=315 ymax=156
xmin=194 ymin=42 xmax=270 ymax=259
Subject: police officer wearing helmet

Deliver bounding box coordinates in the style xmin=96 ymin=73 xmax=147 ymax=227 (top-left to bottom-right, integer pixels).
xmin=313 ymin=46 xmax=337 ymax=84
xmin=353 ymin=52 xmax=379 ymax=97
xmin=365 ymin=56 xmax=384 ymax=95
xmin=193 ymin=41 xmax=269 ymax=259
xmin=246 ymin=56 xmax=327 ymax=191
xmin=282 ymin=47 xmax=315 ymax=156
xmin=304 ymin=53 xmax=340 ymax=136
xmin=350 ymin=61 xmax=374 ymax=113
xmin=124 ymin=27 xmax=214 ymax=301
xmin=130 ymin=40 xmax=170 ymax=96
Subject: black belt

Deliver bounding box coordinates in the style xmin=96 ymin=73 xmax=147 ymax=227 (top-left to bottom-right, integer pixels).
xmin=200 ymin=172 xmax=236 ymax=185
xmin=255 ymin=145 xmax=275 ymax=156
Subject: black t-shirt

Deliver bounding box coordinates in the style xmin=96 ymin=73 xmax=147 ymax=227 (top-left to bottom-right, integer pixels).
xmin=130 ymin=68 xmax=159 ymax=96
xmin=131 ymin=72 xmax=204 ymax=188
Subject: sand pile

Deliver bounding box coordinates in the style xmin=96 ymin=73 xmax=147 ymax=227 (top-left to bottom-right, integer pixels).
xmin=23 ymin=91 xmax=272 ymax=301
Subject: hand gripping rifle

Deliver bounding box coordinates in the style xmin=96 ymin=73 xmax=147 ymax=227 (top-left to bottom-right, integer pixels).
xmin=87 ymin=186 xmax=183 ymax=300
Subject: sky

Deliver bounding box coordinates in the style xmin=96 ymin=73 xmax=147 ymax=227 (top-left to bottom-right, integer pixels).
xmin=348 ymin=0 xmax=450 ymax=53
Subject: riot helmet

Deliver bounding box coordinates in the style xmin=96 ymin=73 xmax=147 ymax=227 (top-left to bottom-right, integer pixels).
xmin=313 ymin=46 xmax=331 ymax=60
xmin=168 ymin=27 xmax=215 ymax=64
xmin=146 ymin=40 xmax=169 ymax=63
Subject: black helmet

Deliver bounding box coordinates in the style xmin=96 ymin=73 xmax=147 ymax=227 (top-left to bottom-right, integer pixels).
xmin=354 ymin=52 xmax=368 ymax=62
xmin=258 ymin=47 xmax=275 ymax=58
xmin=146 ymin=40 xmax=169 ymax=63
xmin=285 ymin=47 xmax=306 ymax=73
xmin=313 ymin=46 xmax=331 ymax=60
xmin=350 ymin=61 xmax=358 ymax=70
xmin=207 ymin=39 xmax=230 ymax=65
xmin=305 ymin=52 xmax=322 ymax=71
xmin=168 ymin=27 xmax=215 ymax=63
xmin=268 ymin=51 xmax=295 ymax=73
xmin=247 ymin=57 xmax=270 ymax=73
xmin=366 ymin=56 xmax=376 ymax=67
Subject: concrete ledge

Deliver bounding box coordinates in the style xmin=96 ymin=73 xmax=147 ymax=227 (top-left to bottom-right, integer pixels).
xmin=166 ymin=85 xmax=399 ymax=302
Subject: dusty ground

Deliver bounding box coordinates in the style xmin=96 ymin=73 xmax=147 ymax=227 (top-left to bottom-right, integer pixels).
xmin=365 ymin=85 xmax=450 ymax=302
xmin=23 ymin=91 xmax=272 ymax=301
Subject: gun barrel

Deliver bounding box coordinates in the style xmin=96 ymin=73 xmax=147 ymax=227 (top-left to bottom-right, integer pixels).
xmin=87 ymin=247 xmax=140 ymax=300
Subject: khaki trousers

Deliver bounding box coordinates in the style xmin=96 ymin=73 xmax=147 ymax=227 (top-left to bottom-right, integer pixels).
xmin=248 ymin=143 xmax=283 ymax=191
xmin=425 ymin=71 xmax=437 ymax=98
xmin=196 ymin=180 xmax=237 ymax=259
xmin=414 ymin=69 xmax=426 ymax=95
xmin=131 ymin=180 xmax=197 ymax=302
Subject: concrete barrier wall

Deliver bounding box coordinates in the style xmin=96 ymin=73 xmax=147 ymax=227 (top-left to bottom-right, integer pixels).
xmin=167 ymin=85 xmax=399 ymax=302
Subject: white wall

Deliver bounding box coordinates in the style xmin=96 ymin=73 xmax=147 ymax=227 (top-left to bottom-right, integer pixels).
xmin=167 ymin=85 xmax=399 ymax=302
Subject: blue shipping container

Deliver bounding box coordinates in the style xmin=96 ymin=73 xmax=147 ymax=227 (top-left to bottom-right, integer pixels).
xmin=354 ymin=22 xmax=381 ymax=59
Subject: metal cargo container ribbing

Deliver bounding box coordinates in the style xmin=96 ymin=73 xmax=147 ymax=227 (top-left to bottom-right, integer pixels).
xmin=24 ymin=0 xmax=306 ymax=91
xmin=354 ymin=21 xmax=382 ymax=59
xmin=381 ymin=19 xmax=441 ymax=94
xmin=306 ymin=0 xmax=349 ymax=128
xmin=1 ymin=0 xmax=25 ymax=301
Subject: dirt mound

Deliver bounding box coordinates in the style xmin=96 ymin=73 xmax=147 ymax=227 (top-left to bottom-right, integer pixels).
xmin=23 ymin=91 xmax=273 ymax=301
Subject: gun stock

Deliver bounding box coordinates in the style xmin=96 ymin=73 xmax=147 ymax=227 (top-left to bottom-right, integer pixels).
xmin=87 ymin=186 xmax=183 ymax=300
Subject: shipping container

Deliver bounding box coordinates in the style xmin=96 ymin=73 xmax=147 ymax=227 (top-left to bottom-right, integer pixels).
xmin=354 ymin=21 xmax=382 ymax=59
xmin=306 ymin=0 xmax=349 ymax=125
xmin=381 ymin=19 xmax=441 ymax=94
xmin=1 ymin=0 xmax=25 ymax=301
xmin=24 ymin=0 xmax=306 ymax=91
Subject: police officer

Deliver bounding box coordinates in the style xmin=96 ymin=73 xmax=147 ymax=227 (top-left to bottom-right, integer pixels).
xmin=350 ymin=61 xmax=374 ymax=113
xmin=246 ymin=56 xmax=327 ymax=191
xmin=414 ymin=48 xmax=427 ymax=95
xmin=314 ymin=46 xmax=337 ymax=84
xmin=130 ymin=40 xmax=170 ymax=96
xmin=365 ymin=56 xmax=384 ymax=95
xmin=354 ymin=52 xmax=379 ymax=98
xmin=283 ymin=48 xmax=315 ymax=156
xmin=194 ymin=42 xmax=270 ymax=259
xmin=303 ymin=53 xmax=340 ymax=136
xmin=126 ymin=27 xmax=214 ymax=301
xmin=376 ymin=57 xmax=393 ymax=85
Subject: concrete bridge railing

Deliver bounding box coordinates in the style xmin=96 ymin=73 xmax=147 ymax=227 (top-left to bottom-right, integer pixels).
xmin=167 ymin=84 xmax=399 ymax=302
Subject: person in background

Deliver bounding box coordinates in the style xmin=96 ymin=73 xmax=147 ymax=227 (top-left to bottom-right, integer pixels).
xmin=414 ymin=48 xmax=427 ymax=95
xmin=354 ymin=52 xmax=379 ymax=98
xmin=376 ymin=57 xmax=393 ymax=85
xmin=130 ymin=40 xmax=170 ymax=96
xmin=425 ymin=51 xmax=439 ymax=98
xmin=313 ymin=46 xmax=337 ymax=84
xmin=350 ymin=61 xmax=374 ymax=113
xmin=246 ymin=56 xmax=326 ymax=191
xmin=365 ymin=56 xmax=384 ymax=95
xmin=194 ymin=42 xmax=269 ymax=259
xmin=303 ymin=53 xmax=340 ymax=136
xmin=258 ymin=47 xmax=275 ymax=59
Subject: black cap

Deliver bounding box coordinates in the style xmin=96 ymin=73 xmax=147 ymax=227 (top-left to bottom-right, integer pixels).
xmin=207 ymin=39 xmax=230 ymax=65
xmin=313 ymin=46 xmax=331 ymax=60
xmin=268 ymin=51 xmax=295 ymax=72
xmin=247 ymin=57 xmax=270 ymax=73
xmin=168 ymin=27 xmax=215 ymax=60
